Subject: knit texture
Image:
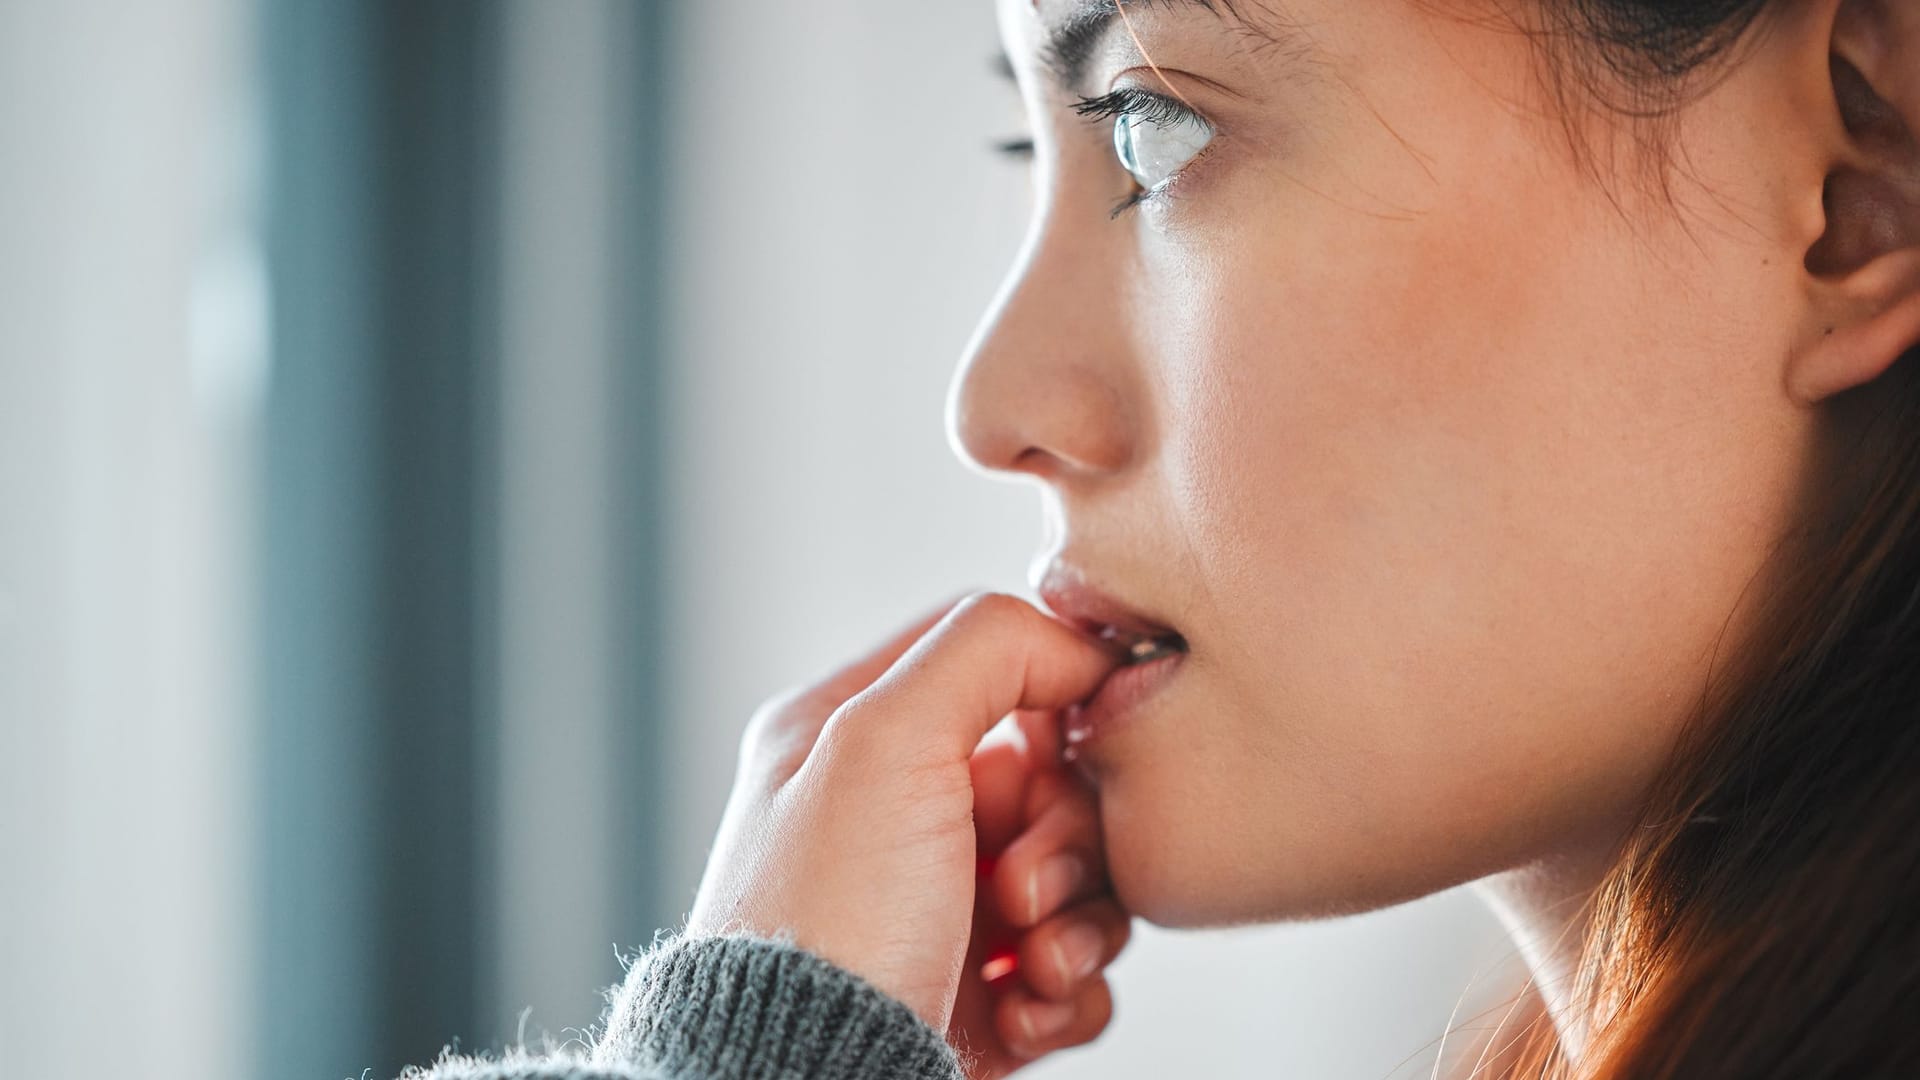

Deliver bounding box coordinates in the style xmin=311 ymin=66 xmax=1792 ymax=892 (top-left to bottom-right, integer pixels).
xmin=394 ymin=929 xmax=972 ymax=1080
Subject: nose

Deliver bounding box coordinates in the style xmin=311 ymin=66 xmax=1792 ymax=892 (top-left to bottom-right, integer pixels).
xmin=945 ymin=234 xmax=1138 ymax=483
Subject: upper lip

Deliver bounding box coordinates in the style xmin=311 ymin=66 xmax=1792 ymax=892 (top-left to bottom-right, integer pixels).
xmin=1033 ymin=558 xmax=1185 ymax=650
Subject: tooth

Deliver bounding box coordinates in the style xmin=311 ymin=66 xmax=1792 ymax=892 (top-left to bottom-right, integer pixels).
xmin=1128 ymin=638 xmax=1161 ymax=662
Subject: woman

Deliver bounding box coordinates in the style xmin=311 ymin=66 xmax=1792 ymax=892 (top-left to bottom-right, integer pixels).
xmin=402 ymin=0 xmax=1920 ymax=1076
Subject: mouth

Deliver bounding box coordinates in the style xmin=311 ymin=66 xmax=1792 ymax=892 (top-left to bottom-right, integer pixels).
xmin=1035 ymin=560 xmax=1190 ymax=757
xmin=1094 ymin=623 xmax=1190 ymax=667
xmin=1035 ymin=566 xmax=1188 ymax=662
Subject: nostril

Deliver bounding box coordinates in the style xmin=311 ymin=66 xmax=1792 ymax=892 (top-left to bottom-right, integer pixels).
xmin=947 ymin=317 xmax=1138 ymax=478
xmin=1011 ymin=445 xmax=1055 ymax=474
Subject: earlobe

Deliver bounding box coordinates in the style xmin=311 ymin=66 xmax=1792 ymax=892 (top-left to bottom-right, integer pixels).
xmin=1790 ymin=249 xmax=1920 ymax=405
xmin=1787 ymin=0 xmax=1920 ymax=406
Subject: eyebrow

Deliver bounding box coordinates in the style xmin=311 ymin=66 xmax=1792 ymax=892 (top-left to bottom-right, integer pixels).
xmin=1005 ymin=0 xmax=1305 ymax=94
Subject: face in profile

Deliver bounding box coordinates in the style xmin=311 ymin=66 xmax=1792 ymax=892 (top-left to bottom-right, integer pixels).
xmin=949 ymin=0 xmax=1824 ymax=927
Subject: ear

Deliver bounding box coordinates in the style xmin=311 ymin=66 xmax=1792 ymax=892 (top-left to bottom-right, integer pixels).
xmin=1788 ymin=0 xmax=1920 ymax=406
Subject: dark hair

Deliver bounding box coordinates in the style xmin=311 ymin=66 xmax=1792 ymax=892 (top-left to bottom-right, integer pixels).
xmin=1525 ymin=0 xmax=1776 ymax=213
xmin=1494 ymin=3 xmax=1920 ymax=1076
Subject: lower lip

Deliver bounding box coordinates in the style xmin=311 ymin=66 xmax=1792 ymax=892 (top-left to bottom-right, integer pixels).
xmin=1061 ymin=649 xmax=1186 ymax=759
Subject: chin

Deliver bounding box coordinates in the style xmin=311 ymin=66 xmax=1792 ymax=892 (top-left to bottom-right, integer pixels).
xmin=1103 ymin=854 xmax=1234 ymax=928
xmin=1094 ymin=802 xmax=1306 ymax=928
xmin=1106 ymin=837 xmax=1476 ymax=930
xmin=1097 ymin=788 xmax=1504 ymax=929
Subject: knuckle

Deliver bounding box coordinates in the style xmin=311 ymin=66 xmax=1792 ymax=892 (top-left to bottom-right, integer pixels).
xmin=810 ymin=687 xmax=936 ymax=780
xmin=950 ymin=589 xmax=1028 ymax=629
xmin=822 ymin=683 xmax=885 ymax=739
xmin=740 ymin=684 xmax=831 ymax=767
xmin=743 ymin=685 xmax=807 ymax=742
xmin=814 ymin=692 xmax=908 ymax=769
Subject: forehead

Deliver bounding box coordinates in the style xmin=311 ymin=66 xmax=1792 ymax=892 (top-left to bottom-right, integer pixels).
xmin=1028 ymin=0 xmax=1290 ymax=22
xmin=998 ymin=0 xmax=1311 ymax=81
xmin=997 ymin=0 xmax=1329 ymax=109
xmin=1016 ymin=0 xmax=1300 ymax=40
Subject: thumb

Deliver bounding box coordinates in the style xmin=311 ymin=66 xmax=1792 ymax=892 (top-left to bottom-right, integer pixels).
xmin=831 ymin=592 xmax=1121 ymax=765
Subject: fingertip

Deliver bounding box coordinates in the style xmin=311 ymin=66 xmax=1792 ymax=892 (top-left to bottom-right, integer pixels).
xmin=993 ymin=846 xmax=1090 ymax=928
xmin=994 ymin=986 xmax=1063 ymax=1058
xmin=991 ymin=792 xmax=1106 ymax=925
xmin=1016 ymin=898 xmax=1131 ymax=1001
xmin=996 ymin=977 xmax=1116 ymax=1059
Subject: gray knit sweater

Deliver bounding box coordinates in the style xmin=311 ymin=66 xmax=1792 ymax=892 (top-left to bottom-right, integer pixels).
xmin=394 ymin=929 xmax=972 ymax=1080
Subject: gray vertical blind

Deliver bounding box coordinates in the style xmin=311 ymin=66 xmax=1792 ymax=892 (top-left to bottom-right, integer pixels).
xmin=257 ymin=4 xmax=670 ymax=1077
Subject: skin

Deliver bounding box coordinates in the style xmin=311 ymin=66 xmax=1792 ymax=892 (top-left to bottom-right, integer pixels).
xmin=684 ymin=0 xmax=1919 ymax=1076
xmin=950 ymin=0 xmax=1920 ymax=1065
xmin=685 ymin=593 xmax=1138 ymax=1076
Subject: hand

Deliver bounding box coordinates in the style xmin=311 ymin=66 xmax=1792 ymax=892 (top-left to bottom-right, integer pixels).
xmin=683 ymin=592 xmax=1127 ymax=1055
xmin=947 ymin=708 xmax=1134 ymax=1077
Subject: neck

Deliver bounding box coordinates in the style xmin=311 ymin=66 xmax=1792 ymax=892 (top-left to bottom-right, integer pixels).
xmin=1472 ymin=840 xmax=1616 ymax=1070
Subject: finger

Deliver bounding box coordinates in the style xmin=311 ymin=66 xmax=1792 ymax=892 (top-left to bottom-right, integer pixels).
xmin=995 ymin=976 xmax=1115 ymax=1060
xmin=992 ymin=781 xmax=1106 ymax=927
xmin=1010 ymin=707 xmax=1067 ymax=770
xmin=746 ymin=593 xmax=971 ymax=760
xmin=969 ymin=736 xmax=1032 ymax=860
xmin=1016 ymin=897 xmax=1133 ymax=1002
xmin=834 ymin=592 xmax=1119 ymax=764
xmin=808 ymin=592 xmax=973 ymax=706
xmin=1020 ymin=764 xmax=1090 ymax=827
xmin=975 ymin=711 xmax=1079 ymax=862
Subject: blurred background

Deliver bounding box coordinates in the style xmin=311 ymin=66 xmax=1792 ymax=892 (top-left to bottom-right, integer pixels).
xmin=0 ymin=2 xmax=1527 ymax=1078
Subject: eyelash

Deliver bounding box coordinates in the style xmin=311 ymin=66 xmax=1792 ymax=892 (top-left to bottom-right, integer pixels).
xmin=988 ymin=87 xmax=1213 ymax=219
xmin=1074 ymin=86 xmax=1210 ymax=219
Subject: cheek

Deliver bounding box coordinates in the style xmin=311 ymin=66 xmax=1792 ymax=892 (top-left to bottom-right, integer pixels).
xmin=1112 ymin=171 xmax=1813 ymax=921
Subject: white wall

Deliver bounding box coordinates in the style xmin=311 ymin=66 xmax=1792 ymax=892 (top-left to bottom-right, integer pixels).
xmin=659 ymin=2 xmax=1529 ymax=1076
xmin=0 ymin=3 xmax=257 ymax=1078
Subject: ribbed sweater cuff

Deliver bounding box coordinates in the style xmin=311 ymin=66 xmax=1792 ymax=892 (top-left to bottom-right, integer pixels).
xmin=592 ymin=929 xmax=970 ymax=1080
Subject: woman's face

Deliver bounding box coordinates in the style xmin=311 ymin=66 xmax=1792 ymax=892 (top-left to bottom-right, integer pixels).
xmin=952 ymin=0 xmax=1821 ymax=925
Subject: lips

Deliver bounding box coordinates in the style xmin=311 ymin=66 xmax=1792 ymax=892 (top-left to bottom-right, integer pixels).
xmin=1035 ymin=560 xmax=1188 ymax=757
xmin=1035 ymin=563 xmax=1188 ymax=666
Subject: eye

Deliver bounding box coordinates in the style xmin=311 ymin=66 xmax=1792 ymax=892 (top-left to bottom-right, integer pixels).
xmin=1113 ymin=104 xmax=1212 ymax=190
xmin=1074 ymin=86 xmax=1215 ymax=216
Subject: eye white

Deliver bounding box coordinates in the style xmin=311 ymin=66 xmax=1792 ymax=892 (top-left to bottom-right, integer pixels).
xmin=1112 ymin=108 xmax=1213 ymax=191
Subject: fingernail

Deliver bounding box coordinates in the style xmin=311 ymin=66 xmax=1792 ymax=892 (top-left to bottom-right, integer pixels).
xmin=1029 ymin=854 xmax=1085 ymax=923
xmin=1053 ymin=921 xmax=1105 ymax=981
xmin=1022 ymin=999 xmax=1076 ymax=1042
